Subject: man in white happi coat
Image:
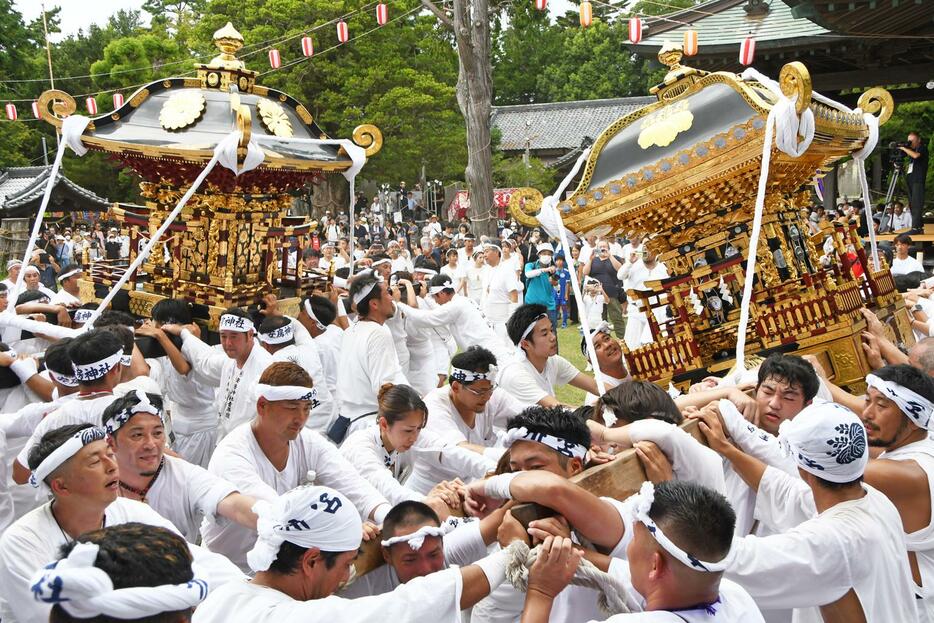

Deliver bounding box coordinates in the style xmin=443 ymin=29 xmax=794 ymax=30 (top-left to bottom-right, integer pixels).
xmin=49 ymin=266 xmax=83 ymax=307
xmin=337 ymin=270 xmax=408 ymax=437
xmin=178 ymin=307 xmax=273 ymax=438
xmin=0 ymin=423 xmax=242 ymax=623
xmin=481 ymin=243 xmax=520 ymax=350
xmin=581 ymin=321 xmax=631 ymax=406
xmin=497 ymin=304 xmax=598 ymax=407
xmin=136 ymin=298 xmax=218 ymax=467
xmin=618 ymin=248 xmax=669 ymax=350
xmin=194 ymin=485 xmax=514 ymax=623
xmin=257 ymin=314 xmax=338 ymax=433
xmin=691 ymin=402 xmax=920 ymax=622
xmin=201 ymin=362 xmax=392 ymax=571
xmin=101 ymin=390 xmax=259 ymax=543
xmin=294 ymin=294 xmax=344 ymax=416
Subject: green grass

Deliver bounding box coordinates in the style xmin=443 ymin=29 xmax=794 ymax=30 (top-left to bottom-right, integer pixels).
xmin=555 ymin=322 xmax=588 ymax=406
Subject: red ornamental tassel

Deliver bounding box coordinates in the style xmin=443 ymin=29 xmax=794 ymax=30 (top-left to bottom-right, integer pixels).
xmin=337 ymin=20 xmax=349 ymax=43
xmin=376 ymin=3 xmax=388 ymax=25
xmin=628 ymin=17 xmax=642 ymax=44
xmin=534 ymin=0 xmax=547 ymax=11
xmin=113 ymin=93 xmax=124 ymax=109
xmin=5 ymin=103 xmax=16 ymax=121
xmin=683 ymin=29 xmax=698 ymax=56
xmin=86 ymin=97 xmax=98 ymax=115
xmin=739 ymin=36 xmax=756 ymax=66
xmin=301 ymin=36 xmax=314 ymax=57
xmin=268 ymin=48 xmax=281 ymax=68
xmin=31 ymin=101 xmax=40 ymax=119
xmin=579 ymin=1 xmax=592 ymax=27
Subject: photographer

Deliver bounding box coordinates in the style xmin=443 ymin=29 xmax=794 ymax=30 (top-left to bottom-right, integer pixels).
xmin=582 ymin=238 xmax=626 ymax=338
xmin=899 ymin=132 xmax=928 ymax=233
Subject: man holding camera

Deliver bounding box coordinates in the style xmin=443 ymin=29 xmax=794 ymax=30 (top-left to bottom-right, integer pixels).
xmin=899 ymin=132 xmax=928 ymax=234
xmin=582 ymin=239 xmax=626 ymax=338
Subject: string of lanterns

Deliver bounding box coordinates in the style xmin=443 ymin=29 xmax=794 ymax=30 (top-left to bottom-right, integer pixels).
xmin=267 ymin=3 xmax=384 ymax=68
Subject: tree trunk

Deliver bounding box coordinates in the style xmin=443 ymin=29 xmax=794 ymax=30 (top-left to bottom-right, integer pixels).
xmin=425 ymin=0 xmax=496 ymax=237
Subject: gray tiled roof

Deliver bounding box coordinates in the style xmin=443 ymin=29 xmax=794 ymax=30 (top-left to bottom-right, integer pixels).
xmin=630 ymin=0 xmax=833 ymax=51
xmin=492 ymin=96 xmax=656 ymax=153
xmin=0 ymin=166 xmax=109 ymax=211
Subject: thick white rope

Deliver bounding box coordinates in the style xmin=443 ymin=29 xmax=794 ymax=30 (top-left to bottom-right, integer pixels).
xmin=504 ymin=540 xmax=639 ymax=615
xmin=536 ymin=148 xmax=612 ymax=417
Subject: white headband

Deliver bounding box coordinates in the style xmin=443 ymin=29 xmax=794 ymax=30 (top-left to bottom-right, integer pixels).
xmin=120 ymin=354 xmax=132 ymax=367
xmin=73 ymin=309 xmax=95 ymax=324
xmin=333 ymin=276 xmax=349 ymax=289
xmin=484 ymin=243 xmax=502 ymax=253
xmin=105 ymin=390 xmax=163 ymax=435
xmin=414 ymin=268 xmax=437 ymax=276
xmin=303 ymin=299 xmax=326 ymax=331
xmin=634 ymin=481 xmax=728 ymax=572
xmin=352 ymin=276 xmax=383 ymax=306
xmin=778 ymin=401 xmax=868 ymax=483
xmin=371 ymin=259 xmax=391 ymax=268
xmin=258 ymin=323 xmax=294 ymax=345
xmin=219 ymin=314 xmax=254 ymax=332
xmin=256 ymin=383 xmax=319 ymax=406
xmin=57 ymin=268 xmax=82 ymax=282
xmin=29 ymin=426 xmax=108 ymax=488
xmin=247 ymin=486 xmax=363 ymax=572
xmin=29 ymin=541 xmax=209 ymax=619
xmin=50 ymin=370 xmax=80 ymax=388
xmin=866 ymin=374 xmax=934 ymax=431
xmin=450 ymin=366 xmax=497 ymax=383
xmin=380 ymin=521 xmax=456 ymax=550
xmin=581 ymin=321 xmax=611 ymax=358
xmin=503 ymin=426 xmax=587 ymax=460
xmin=73 ymin=349 xmax=123 ymax=383
xmin=429 ymin=279 xmax=454 ymax=295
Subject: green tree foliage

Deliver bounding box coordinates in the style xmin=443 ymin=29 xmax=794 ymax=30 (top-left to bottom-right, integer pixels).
xmin=492 ymin=153 xmax=556 ymax=191
xmin=878 ymin=100 xmax=934 ymax=198
xmin=89 ymin=35 xmax=185 ymax=90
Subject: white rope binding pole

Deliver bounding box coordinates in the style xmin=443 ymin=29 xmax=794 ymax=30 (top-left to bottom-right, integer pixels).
xmin=536 ymin=147 xmax=613 ymax=423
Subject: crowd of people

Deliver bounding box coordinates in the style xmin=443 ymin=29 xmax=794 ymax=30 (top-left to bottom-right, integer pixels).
xmin=0 ymin=206 xmax=933 ymax=623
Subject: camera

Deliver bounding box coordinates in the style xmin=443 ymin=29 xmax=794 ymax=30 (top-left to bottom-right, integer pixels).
xmin=890 ymin=141 xmax=910 ymax=149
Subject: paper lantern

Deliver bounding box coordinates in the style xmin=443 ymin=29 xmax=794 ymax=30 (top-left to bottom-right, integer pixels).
xmin=683 ymin=29 xmax=698 ymax=56
xmin=579 ymin=1 xmax=592 ymax=27
xmin=31 ymin=101 xmax=40 ymax=119
xmin=376 ymin=3 xmax=388 ymax=25
xmin=85 ymin=97 xmax=98 ymax=115
xmin=5 ymin=103 xmax=16 ymax=121
xmin=628 ymin=17 xmax=642 ymax=44
xmin=534 ymin=0 xmax=547 ymax=11
xmin=301 ymin=36 xmax=314 ymax=57
xmin=113 ymin=93 xmax=124 ymax=109
xmin=268 ymin=48 xmax=281 ymax=69
xmin=337 ymin=20 xmax=349 ymax=43
xmin=739 ymin=36 xmax=756 ymax=66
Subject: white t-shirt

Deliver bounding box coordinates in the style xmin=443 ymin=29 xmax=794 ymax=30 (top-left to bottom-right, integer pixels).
xmin=146 ymin=356 xmax=217 ymax=435
xmin=891 ymin=255 xmax=926 ymax=276
xmin=483 ymin=263 xmax=520 ymax=322
xmin=271 ymin=340 xmax=337 ymax=433
xmin=201 ymin=422 xmax=388 ymax=571
xmin=140 ymin=454 xmax=237 ymax=542
xmin=16 ymin=393 xmax=118 ymax=468
xmin=49 ymin=288 xmax=80 ymax=306
xmin=336 ymin=319 xmax=408 ymax=422
xmin=497 ymin=355 xmax=581 ymax=404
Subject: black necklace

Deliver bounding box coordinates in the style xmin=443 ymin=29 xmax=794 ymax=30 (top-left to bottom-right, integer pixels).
xmin=119 ymin=456 xmax=165 ymax=503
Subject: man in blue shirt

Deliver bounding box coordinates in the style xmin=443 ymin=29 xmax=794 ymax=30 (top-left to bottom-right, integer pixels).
xmin=524 ymin=242 xmax=557 ymax=329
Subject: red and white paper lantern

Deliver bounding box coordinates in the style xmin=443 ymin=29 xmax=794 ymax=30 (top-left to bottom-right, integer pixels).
xmin=337 ymin=20 xmax=349 ymax=43
xmin=5 ymin=103 xmax=16 ymax=121
xmin=628 ymin=17 xmax=642 ymax=44
xmin=376 ymin=3 xmax=388 ymax=25
xmin=739 ymin=36 xmax=756 ymax=66
xmin=301 ymin=36 xmax=314 ymax=57
xmin=112 ymin=93 xmax=124 ymax=109
xmin=31 ymin=101 xmax=41 ymax=119
xmin=534 ymin=0 xmax=547 ymax=11
xmin=268 ymin=48 xmax=281 ymax=68
xmin=683 ymin=29 xmax=698 ymax=56
xmin=85 ymin=97 xmax=98 ymax=115
xmin=579 ymin=1 xmax=592 ymax=28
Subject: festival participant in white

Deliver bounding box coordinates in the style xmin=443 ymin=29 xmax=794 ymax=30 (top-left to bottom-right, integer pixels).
xmin=337 ymin=270 xmax=408 ymax=436
xmin=391 ymin=274 xmax=447 ymax=396
xmin=481 ymin=243 xmax=521 ymax=349
xmin=0 ymin=424 xmax=241 ymax=623
xmin=201 ymin=362 xmax=391 ymax=571
xmin=580 ymin=322 xmax=631 ymax=405
xmin=340 ymin=383 xmax=494 ymax=506
xmin=13 ymin=330 xmax=125 ymax=484
xmin=257 ymin=314 xmax=337 ymax=432
xmin=395 ymin=274 xmax=516 ymax=366
xmin=339 ymin=500 xmax=501 ymax=598
xmin=0 ymin=259 xmax=21 ymax=291
xmin=101 ymin=390 xmax=259 ymax=542
xmin=29 ymin=523 xmax=211 ymax=623
xmin=618 ymin=246 xmax=669 ymax=350
xmin=193 ymin=485 xmax=515 ymax=623
xmin=177 ymin=306 xmax=273 ymax=438
xmin=49 ymin=266 xmax=83 ymax=307
xmin=691 ymin=402 xmax=919 ymax=622
xmin=891 ymin=233 xmax=926 ymax=276
xmin=466 ymin=470 xmax=763 ymax=621
xmin=294 ymin=294 xmax=343 ymax=415
xmin=498 ymin=304 xmax=599 ymax=406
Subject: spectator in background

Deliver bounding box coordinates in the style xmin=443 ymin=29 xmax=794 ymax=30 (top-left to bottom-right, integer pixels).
xmin=891 ymin=201 xmax=912 ymax=232
xmin=524 ymin=243 xmax=557 ymax=329
xmin=900 ymin=131 xmax=928 ymax=233
xmin=891 ymin=233 xmax=926 ymax=276
xmin=554 ymin=253 xmax=570 ymax=328
xmin=582 ymin=238 xmax=625 ymax=338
